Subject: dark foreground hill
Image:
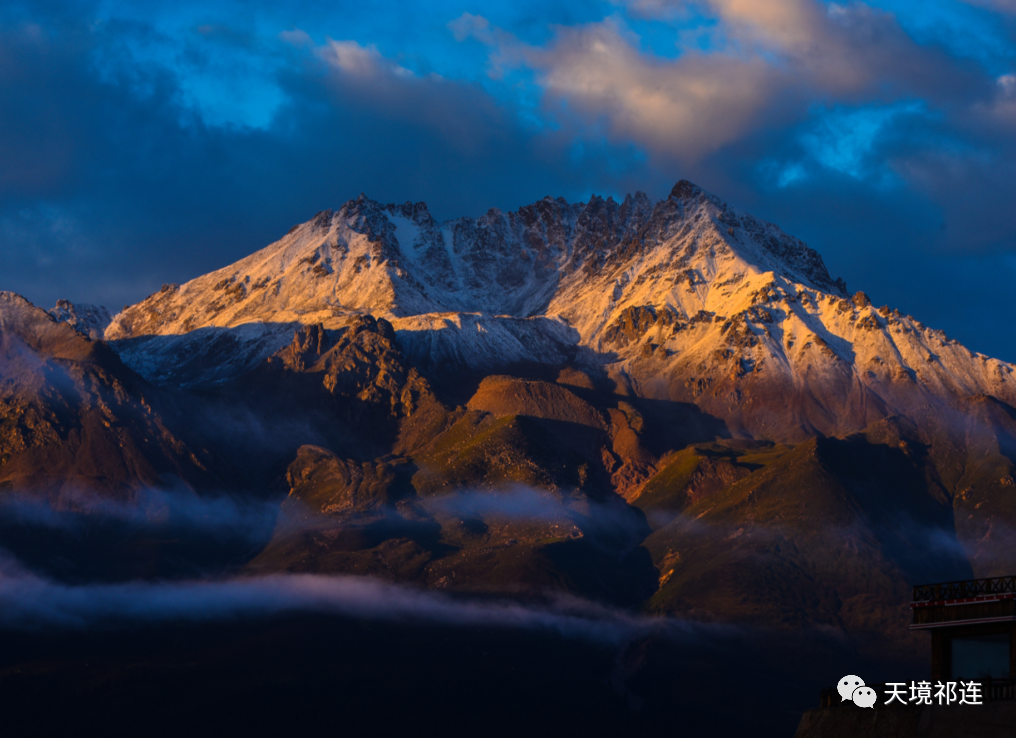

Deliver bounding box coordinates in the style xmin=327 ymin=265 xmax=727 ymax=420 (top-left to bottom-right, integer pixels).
xmin=0 ymin=610 xmax=923 ymax=738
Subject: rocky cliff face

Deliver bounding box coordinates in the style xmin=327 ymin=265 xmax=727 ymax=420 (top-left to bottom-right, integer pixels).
xmin=0 ymin=292 xmax=224 ymax=504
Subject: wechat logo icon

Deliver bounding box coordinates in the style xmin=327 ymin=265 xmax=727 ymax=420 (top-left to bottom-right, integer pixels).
xmin=852 ymin=686 xmax=877 ymax=708
xmin=837 ymin=675 xmax=866 ymax=703
xmin=837 ymin=675 xmax=877 ymax=708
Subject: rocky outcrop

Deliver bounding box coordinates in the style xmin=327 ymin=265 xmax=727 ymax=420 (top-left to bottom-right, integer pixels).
xmin=466 ymin=376 xmax=607 ymax=431
xmin=285 ymin=444 xmax=410 ymax=512
xmin=48 ymin=299 xmax=113 ymax=340
xmin=263 ymin=315 xmax=434 ymax=417
xmin=602 ymin=305 xmax=682 ymax=348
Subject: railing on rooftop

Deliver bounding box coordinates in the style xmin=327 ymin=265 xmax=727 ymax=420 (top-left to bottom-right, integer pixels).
xmin=912 ymin=576 xmax=1016 ymax=604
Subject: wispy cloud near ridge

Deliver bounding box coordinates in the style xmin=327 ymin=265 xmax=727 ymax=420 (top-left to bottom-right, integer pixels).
xmin=0 ymin=563 xmax=668 ymax=643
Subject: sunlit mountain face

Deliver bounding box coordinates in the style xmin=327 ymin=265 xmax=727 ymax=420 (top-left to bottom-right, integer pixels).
xmin=4 ymin=1 xmax=1016 ymax=736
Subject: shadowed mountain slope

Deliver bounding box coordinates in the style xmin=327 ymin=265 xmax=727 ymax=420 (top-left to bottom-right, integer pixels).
xmin=0 ymin=293 xmax=226 ymax=503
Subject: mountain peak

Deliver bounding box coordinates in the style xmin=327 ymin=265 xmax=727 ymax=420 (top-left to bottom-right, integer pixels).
xmin=669 ymin=179 xmax=704 ymax=201
xmin=104 ymin=181 xmax=852 ymax=352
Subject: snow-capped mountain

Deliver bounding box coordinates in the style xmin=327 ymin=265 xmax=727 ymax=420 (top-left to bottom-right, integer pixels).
xmin=104 ymin=180 xmax=1016 ymax=440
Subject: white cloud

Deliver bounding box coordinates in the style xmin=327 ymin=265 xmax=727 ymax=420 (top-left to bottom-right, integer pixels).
xmin=318 ymin=39 xmax=412 ymax=78
xmin=279 ymin=28 xmax=313 ymax=47
xmin=1000 ymin=74 xmax=1016 ymax=97
xmin=454 ymin=3 xmax=979 ymax=165
xmin=448 ymin=13 xmax=492 ymax=44
xmin=983 ymin=74 xmax=1016 ymax=128
xmin=523 ymin=20 xmax=782 ymax=159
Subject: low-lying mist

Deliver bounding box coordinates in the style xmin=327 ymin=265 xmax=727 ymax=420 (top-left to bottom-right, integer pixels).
xmin=0 ymin=486 xmax=286 ymax=583
xmin=418 ymin=485 xmax=649 ymax=543
xmin=0 ymin=486 xmax=282 ymax=539
xmin=0 ymin=553 xmax=661 ymax=643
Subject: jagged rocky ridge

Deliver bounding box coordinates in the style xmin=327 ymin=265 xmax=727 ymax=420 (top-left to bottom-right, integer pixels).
xmin=104 ymin=180 xmax=1014 ymax=443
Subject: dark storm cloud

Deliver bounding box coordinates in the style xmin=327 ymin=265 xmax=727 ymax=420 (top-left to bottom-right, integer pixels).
xmin=0 ymin=15 xmax=644 ymax=313
xmin=1 ymin=1 xmax=1015 ymax=359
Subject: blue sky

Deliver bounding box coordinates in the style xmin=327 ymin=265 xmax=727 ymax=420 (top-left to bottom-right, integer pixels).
xmin=2 ymin=0 xmax=1015 ymax=358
